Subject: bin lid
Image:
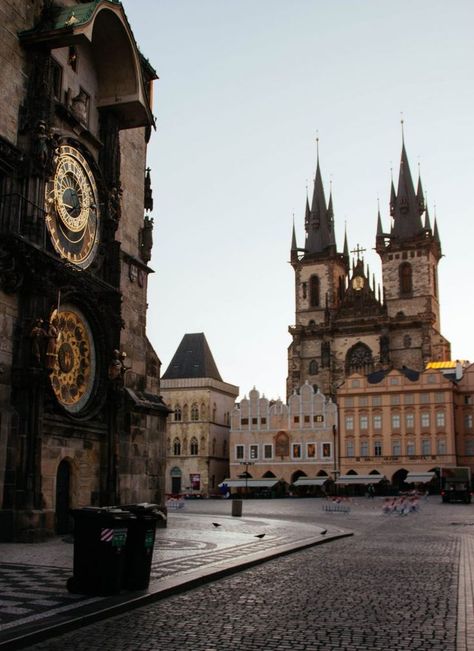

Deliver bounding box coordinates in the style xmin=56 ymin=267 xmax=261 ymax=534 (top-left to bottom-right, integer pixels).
xmin=71 ymin=507 xmax=136 ymax=520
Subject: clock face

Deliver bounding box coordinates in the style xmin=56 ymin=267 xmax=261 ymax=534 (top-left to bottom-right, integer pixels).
xmin=49 ymin=306 xmax=96 ymax=413
xmin=352 ymin=276 xmax=365 ymax=291
xmin=45 ymin=145 xmax=100 ymax=269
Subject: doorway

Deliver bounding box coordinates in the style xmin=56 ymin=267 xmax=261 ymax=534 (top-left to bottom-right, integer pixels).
xmin=56 ymin=459 xmax=72 ymax=534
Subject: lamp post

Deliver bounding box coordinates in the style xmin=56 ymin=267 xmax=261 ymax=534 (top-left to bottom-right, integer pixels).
xmin=239 ymin=460 xmax=254 ymax=497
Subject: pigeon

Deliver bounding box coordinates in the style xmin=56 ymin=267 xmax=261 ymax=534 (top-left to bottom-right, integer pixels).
xmin=320 ymin=529 xmax=327 ymax=535
xmin=254 ymin=533 xmax=266 ymax=539
xmin=212 ymin=522 xmax=222 ymax=527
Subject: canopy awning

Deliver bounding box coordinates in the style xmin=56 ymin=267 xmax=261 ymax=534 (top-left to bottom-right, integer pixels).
xmin=336 ymin=474 xmax=385 ymax=485
xmin=218 ymin=479 xmax=278 ymax=489
xmin=405 ymin=472 xmax=435 ymax=484
xmin=293 ymin=478 xmax=328 ymax=487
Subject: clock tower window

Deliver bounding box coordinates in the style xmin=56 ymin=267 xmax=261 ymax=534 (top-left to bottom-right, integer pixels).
xmin=399 ymin=262 xmax=413 ymax=295
xmin=309 ymin=275 xmax=320 ymax=307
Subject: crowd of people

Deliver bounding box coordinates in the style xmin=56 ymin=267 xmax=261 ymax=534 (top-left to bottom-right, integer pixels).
xmin=382 ymin=495 xmax=421 ymax=515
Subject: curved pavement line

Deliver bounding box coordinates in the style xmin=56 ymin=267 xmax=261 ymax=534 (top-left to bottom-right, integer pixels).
xmin=0 ymin=531 xmax=352 ymax=651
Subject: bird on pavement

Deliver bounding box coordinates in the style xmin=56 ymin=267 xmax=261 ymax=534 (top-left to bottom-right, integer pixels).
xmin=212 ymin=522 xmax=222 ymax=527
xmin=320 ymin=529 xmax=327 ymax=535
xmin=254 ymin=533 xmax=266 ymax=539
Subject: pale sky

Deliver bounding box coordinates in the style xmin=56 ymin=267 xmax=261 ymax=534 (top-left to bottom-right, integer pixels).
xmin=122 ymin=0 xmax=474 ymax=401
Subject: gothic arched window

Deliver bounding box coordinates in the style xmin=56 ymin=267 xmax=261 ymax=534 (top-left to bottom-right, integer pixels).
xmin=174 ymin=405 xmax=182 ymax=421
xmin=173 ymin=438 xmax=181 ymax=455
xmin=191 ymin=403 xmax=199 ymax=421
xmin=399 ymin=262 xmax=413 ymax=295
xmin=309 ymin=275 xmax=320 ymax=307
xmin=309 ymin=359 xmax=319 ymax=375
xmin=345 ymin=343 xmax=374 ymax=374
xmin=190 ymin=437 xmax=198 ymax=455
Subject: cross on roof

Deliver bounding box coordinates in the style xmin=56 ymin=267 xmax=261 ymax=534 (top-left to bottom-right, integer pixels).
xmin=350 ymin=244 xmax=366 ymax=259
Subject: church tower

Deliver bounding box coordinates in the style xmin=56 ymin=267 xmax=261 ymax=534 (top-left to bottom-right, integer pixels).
xmin=376 ymin=138 xmax=450 ymax=369
xmin=287 ymin=134 xmax=451 ymax=401
xmin=287 ymin=148 xmax=349 ymax=398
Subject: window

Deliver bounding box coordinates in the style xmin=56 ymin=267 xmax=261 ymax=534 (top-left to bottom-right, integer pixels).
xmin=351 ymin=379 xmax=361 ymax=388
xmin=404 ymin=394 xmax=414 ymax=405
xmin=346 ymin=439 xmax=355 ymax=457
xmin=389 ymin=378 xmax=400 ymax=386
xmin=390 ymin=394 xmax=400 ymax=405
xmin=360 ymin=415 xmax=368 ymax=430
xmin=374 ymin=440 xmax=382 ymax=457
xmin=436 ymin=411 xmax=445 ymax=428
xmin=345 ymin=397 xmax=354 ymax=408
xmin=292 ymin=443 xmax=302 ymax=459
xmin=360 ymin=440 xmax=369 ymax=456
xmin=263 ymin=444 xmax=273 ymax=459
xmin=236 ymin=445 xmax=244 ymax=460
xmin=252 ymin=418 xmax=258 ymax=425
xmin=464 ymin=395 xmax=473 ymax=405
xmin=191 ymin=404 xmax=199 ymax=421
xmin=437 ymin=438 xmax=446 ymax=455
xmin=422 ymin=438 xmax=431 ymax=455
xmin=304 ymin=415 xmax=310 ymax=424
xmin=173 ymin=438 xmax=181 ymax=455
xmin=359 ymin=396 xmax=368 ymax=407
xmin=241 ymin=418 xmax=249 ymax=425
xmin=406 ymin=413 xmax=415 ymax=429
xmin=313 ymin=414 xmax=324 ymax=423
xmin=261 ymin=417 xmax=267 ymax=425
xmin=391 ymin=413 xmax=401 ymax=429
xmin=174 ymin=406 xmax=182 ymax=422
xmin=346 ymin=344 xmax=373 ymax=375
xmin=51 ymin=58 xmax=63 ymax=100
xmin=293 ymin=416 xmax=300 ymax=424
xmin=309 ymin=359 xmax=319 ymax=375
xmin=465 ymin=414 xmax=473 ymax=430
xmin=322 ymin=443 xmax=332 ymax=458
xmin=372 ymin=395 xmax=382 ymax=407
xmin=434 ymin=392 xmax=444 ymax=403
xmin=190 ymin=437 xmax=198 ymax=455
xmin=373 ymin=414 xmax=382 ymax=430
xmin=465 ymin=439 xmax=474 ymax=455
xmin=392 ymin=439 xmax=401 ymax=456
xmin=421 ymin=412 xmax=430 ymax=428
xmin=309 ymin=275 xmax=320 ymax=307
xmin=399 ymin=262 xmax=412 ymax=294
xmin=249 ymin=444 xmax=258 ymax=460
xmin=420 ymin=393 xmax=430 ymax=404
xmin=345 ymin=416 xmax=354 ymax=431
xmin=306 ymin=442 xmax=316 ymax=459
xmin=407 ymin=441 xmax=415 ymax=455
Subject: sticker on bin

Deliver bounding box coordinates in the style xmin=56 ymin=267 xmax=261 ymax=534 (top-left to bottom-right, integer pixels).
xmin=100 ymin=527 xmax=128 ymax=548
xmin=144 ymin=530 xmax=154 ymax=549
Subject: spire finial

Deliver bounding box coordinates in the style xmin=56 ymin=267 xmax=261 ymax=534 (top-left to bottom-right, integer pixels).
xmin=400 ymin=112 xmax=405 ymax=143
xmin=316 ymin=131 xmax=320 ymax=162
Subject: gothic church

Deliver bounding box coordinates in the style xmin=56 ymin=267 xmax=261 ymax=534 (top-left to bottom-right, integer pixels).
xmin=287 ymin=138 xmax=451 ymax=399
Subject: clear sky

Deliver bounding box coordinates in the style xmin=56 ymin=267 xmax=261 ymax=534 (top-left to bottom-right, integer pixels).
xmin=122 ymin=0 xmax=474 ymax=401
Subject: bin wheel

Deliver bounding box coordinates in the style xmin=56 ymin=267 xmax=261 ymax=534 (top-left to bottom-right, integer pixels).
xmin=67 ymin=576 xmax=80 ymax=593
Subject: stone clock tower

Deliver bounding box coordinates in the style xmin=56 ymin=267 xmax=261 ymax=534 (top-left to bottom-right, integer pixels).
xmin=0 ymin=0 xmax=169 ymax=540
xmin=287 ymin=138 xmax=450 ymax=399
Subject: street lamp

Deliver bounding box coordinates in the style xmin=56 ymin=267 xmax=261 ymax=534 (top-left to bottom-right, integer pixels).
xmin=239 ymin=460 xmax=254 ymax=497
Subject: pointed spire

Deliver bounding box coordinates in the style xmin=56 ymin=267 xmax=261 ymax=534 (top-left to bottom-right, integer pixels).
xmin=343 ymin=224 xmax=349 ymax=259
xmin=390 ymin=177 xmax=396 ymax=217
xmin=304 ymin=138 xmax=335 ymax=255
xmin=376 ymin=201 xmax=383 ymax=237
xmin=291 ymin=214 xmax=297 ymax=251
xmin=327 ymin=185 xmax=336 ymax=247
xmin=416 ymin=164 xmax=425 ymax=215
xmin=433 ymin=217 xmax=440 ymax=244
xmin=390 ymin=139 xmax=424 ymax=240
xmin=424 ymin=201 xmax=432 ymax=232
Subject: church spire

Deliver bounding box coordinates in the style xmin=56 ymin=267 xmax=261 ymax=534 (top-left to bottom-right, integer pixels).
xmin=390 ymin=140 xmax=424 ymax=240
xmin=304 ymin=140 xmax=336 ymax=255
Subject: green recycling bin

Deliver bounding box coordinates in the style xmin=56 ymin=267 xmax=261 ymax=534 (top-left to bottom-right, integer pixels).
xmin=67 ymin=507 xmax=135 ymax=596
xmin=121 ymin=503 xmax=160 ymax=590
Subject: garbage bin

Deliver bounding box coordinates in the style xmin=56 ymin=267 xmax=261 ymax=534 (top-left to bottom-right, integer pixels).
xmin=121 ymin=503 xmax=160 ymax=591
xmin=231 ymin=499 xmax=243 ymax=517
xmin=67 ymin=507 xmax=134 ymax=596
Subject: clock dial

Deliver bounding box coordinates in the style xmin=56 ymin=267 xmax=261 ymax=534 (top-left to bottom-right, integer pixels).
xmin=45 ymin=145 xmax=100 ymax=269
xmin=49 ymin=306 xmax=96 ymax=413
xmin=352 ymin=276 xmax=364 ymax=291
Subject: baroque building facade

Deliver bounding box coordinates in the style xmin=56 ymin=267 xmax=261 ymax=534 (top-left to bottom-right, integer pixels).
xmin=0 ymin=0 xmax=169 ymax=540
xmin=161 ymin=333 xmax=239 ymax=497
xmin=287 ymin=139 xmax=451 ymax=399
xmin=228 ymin=383 xmax=338 ymax=492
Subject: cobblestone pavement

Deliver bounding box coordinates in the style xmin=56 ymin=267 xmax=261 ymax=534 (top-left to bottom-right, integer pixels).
xmin=21 ymin=497 xmax=474 ymax=651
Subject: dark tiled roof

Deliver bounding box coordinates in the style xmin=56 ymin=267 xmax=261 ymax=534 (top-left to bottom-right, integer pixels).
xmin=162 ymin=333 xmax=223 ymax=381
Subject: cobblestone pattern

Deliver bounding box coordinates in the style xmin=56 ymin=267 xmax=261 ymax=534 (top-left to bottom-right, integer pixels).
xmin=27 ymin=513 xmax=460 ymax=651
